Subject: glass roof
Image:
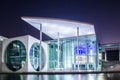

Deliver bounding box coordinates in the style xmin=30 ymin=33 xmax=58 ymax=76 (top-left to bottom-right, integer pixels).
xmin=21 ymin=17 xmax=95 ymax=39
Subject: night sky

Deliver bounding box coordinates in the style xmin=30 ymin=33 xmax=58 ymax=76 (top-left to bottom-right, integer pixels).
xmin=1 ymin=0 xmax=120 ymax=44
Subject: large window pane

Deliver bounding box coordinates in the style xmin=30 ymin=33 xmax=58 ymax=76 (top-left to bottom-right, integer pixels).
xmin=5 ymin=40 xmax=26 ymax=71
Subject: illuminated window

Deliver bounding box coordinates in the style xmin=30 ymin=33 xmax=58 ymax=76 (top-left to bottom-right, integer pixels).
xmin=5 ymin=40 xmax=26 ymax=71
xmin=30 ymin=43 xmax=45 ymax=71
xmin=74 ymin=45 xmax=86 ymax=55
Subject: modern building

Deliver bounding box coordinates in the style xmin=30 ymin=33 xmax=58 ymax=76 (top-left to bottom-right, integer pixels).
xmin=3 ymin=16 xmax=120 ymax=73
xmin=22 ymin=17 xmax=101 ymax=71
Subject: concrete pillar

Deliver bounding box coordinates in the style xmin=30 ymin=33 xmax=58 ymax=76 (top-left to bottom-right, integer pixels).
xmin=39 ymin=24 xmax=42 ymax=71
xmin=57 ymin=32 xmax=60 ymax=69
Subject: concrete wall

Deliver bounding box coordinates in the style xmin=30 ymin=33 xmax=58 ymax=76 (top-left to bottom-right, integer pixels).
xmin=2 ymin=35 xmax=28 ymax=72
xmin=1 ymin=35 xmax=48 ymax=73
xmin=102 ymin=61 xmax=120 ymax=70
xmin=0 ymin=41 xmax=2 ymax=72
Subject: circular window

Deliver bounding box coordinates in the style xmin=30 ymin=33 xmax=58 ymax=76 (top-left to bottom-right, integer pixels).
xmin=30 ymin=42 xmax=45 ymax=71
xmin=5 ymin=40 xmax=26 ymax=71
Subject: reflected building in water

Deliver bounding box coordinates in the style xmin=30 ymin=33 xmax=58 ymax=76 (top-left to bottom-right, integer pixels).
xmin=1 ymin=74 xmax=116 ymax=80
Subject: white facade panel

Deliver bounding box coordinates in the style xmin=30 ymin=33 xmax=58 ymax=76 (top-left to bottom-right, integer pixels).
xmin=2 ymin=35 xmax=48 ymax=73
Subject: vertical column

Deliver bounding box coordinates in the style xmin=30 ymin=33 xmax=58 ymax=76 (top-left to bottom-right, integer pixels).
xmin=74 ymin=40 xmax=76 ymax=70
xmin=39 ymin=24 xmax=42 ymax=71
xmin=64 ymin=41 xmax=67 ymax=69
xmin=104 ymin=48 xmax=107 ymax=61
xmin=39 ymin=24 xmax=42 ymax=80
xmin=105 ymin=53 xmax=106 ymax=61
xmin=77 ymin=27 xmax=79 ymax=53
xmin=77 ymin=27 xmax=79 ymax=70
xmin=57 ymin=32 xmax=60 ymax=69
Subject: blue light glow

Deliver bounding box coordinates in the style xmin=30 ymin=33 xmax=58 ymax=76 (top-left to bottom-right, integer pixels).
xmin=75 ymin=45 xmax=86 ymax=55
xmin=74 ymin=42 xmax=94 ymax=55
xmin=88 ymin=43 xmax=93 ymax=50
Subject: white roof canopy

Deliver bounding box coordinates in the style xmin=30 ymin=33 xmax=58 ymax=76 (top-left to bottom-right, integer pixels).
xmin=21 ymin=17 xmax=95 ymax=39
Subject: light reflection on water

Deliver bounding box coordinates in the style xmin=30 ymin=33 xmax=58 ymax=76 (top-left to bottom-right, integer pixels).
xmin=1 ymin=73 xmax=120 ymax=80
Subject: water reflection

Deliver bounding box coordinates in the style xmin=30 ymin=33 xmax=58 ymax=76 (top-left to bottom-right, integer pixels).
xmin=1 ymin=73 xmax=120 ymax=80
xmin=1 ymin=74 xmax=24 ymax=80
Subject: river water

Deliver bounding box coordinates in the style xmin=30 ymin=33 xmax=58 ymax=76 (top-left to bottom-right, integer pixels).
xmin=1 ymin=73 xmax=120 ymax=80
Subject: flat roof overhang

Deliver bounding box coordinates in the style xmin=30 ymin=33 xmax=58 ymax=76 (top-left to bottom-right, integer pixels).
xmin=21 ymin=17 xmax=95 ymax=39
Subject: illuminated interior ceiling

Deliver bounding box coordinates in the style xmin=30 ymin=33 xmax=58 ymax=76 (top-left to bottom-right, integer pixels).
xmin=21 ymin=17 xmax=95 ymax=39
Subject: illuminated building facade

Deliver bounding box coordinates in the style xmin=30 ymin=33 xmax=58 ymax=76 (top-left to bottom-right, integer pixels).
xmin=47 ymin=34 xmax=99 ymax=70
xmin=21 ymin=17 xmax=102 ymax=71
xmin=0 ymin=17 xmax=102 ymax=73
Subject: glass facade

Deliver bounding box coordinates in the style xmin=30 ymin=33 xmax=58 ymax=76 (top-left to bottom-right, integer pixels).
xmin=29 ymin=42 xmax=45 ymax=71
xmin=47 ymin=34 xmax=99 ymax=70
xmin=5 ymin=40 xmax=26 ymax=71
xmin=30 ymin=43 xmax=40 ymax=71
